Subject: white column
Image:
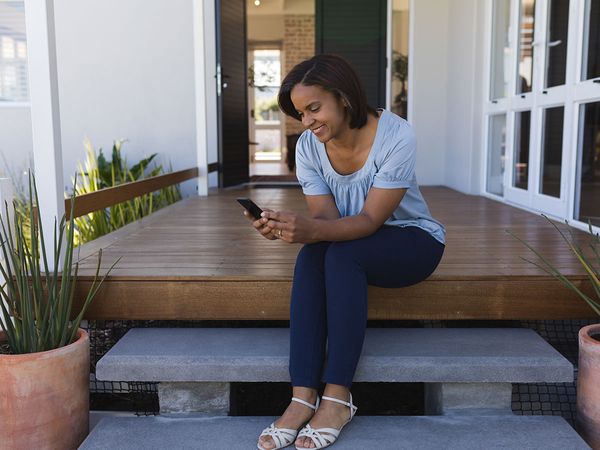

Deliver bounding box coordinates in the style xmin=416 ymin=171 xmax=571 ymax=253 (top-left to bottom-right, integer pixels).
xmin=23 ymin=0 xmax=65 ymax=269
xmin=193 ymin=0 xmax=218 ymax=196
xmin=193 ymin=0 xmax=208 ymax=196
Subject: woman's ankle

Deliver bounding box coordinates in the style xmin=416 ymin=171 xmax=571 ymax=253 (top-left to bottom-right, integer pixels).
xmin=292 ymin=386 xmax=319 ymax=404
xmin=323 ymin=383 xmax=350 ymax=401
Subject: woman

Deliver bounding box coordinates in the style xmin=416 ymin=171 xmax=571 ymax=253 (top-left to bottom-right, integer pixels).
xmin=246 ymin=54 xmax=446 ymax=450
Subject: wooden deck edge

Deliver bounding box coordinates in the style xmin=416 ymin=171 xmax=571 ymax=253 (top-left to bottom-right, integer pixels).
xmin=75 ymin=197 xmax=196 ymax=261
xmin=75 ymin=278 xmax=597 ymax=321
xmin=72 ymin=274 xmax=591 ymax=282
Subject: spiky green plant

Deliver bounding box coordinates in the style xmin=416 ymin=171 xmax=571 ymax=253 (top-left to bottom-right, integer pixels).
xmin=509 ymin=215 xmax=600 ymax=316
xmin=0 ymin=173 xmax=119 ymax=354
xmin=72 ymin=138 xmax=182 ymax=245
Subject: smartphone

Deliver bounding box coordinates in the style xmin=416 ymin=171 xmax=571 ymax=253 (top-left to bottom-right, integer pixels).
xmin=237 ymin=197 xmax=264 ymax=220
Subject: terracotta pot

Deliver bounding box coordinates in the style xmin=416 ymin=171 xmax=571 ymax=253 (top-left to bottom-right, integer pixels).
xmin=577 ymin=323 xmax=600 ymax=449
xmin=0 ymin=329 xmax=90 ymax=450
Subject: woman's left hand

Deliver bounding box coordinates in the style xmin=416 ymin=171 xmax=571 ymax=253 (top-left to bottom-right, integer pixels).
xmin=261 ymin=211 xmax=319 ymax=244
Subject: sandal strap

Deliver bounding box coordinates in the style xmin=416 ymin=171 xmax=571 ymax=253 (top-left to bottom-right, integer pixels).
xmin=259 ymin=422 xmax=297 ymax=448
xmin=321 ymin=395 xmax=350 ymax=407
xmin=291 ymin=396 xmax=320 ymax=411
xmin=321 ymin=393 xmax=358 ymax=420
xmin=297 ymin=423 xmax=340 ymax=448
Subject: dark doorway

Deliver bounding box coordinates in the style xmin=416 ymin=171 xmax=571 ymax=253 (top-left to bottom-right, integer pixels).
xmin=216 ymin=0 xmax=249 ymax=187
xmin=316 ymin=0 xmax=387 ymax=109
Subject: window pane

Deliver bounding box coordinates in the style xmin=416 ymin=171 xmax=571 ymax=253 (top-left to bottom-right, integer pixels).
xmin=252 ymin=49 xmax=281 ymax=86
xmin=490 ymin=0 xmax=511 ymax=99
xmin=540 ymin=106 xmax=564 ymax=197
xmin=391 ymin=0 xmax=409 ymax=118
xmin=0 ymin=1 xmax=28 ymax=102
xmin=252 ymin=49 xmax=281 ymax=124
xmin=254 ymin=129 xmax=282 ymax=161
xmin=575 ymin=102 xmax=600 ymax=227
xmin=545 ymin=0 xmax=569 ymax=88
xmin=513 ymin=110 xmax=531 ymax=189
xmin=487 ymin=114 xmax=507 ymax=195
xmin=254 ymin=86 xmax=280 ymax=123
xmin=517 ymin=0 xmax=536 ymax=94
xmin=583 ymin=0 xmax=600 ymax=80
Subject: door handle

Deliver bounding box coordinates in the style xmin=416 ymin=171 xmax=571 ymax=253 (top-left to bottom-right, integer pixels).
xmin=548 ymin=40 xmax=562 ymax=48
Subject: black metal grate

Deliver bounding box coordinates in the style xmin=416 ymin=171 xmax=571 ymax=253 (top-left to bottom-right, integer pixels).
xmin=510 ymin=319 xmax=596 ymax=426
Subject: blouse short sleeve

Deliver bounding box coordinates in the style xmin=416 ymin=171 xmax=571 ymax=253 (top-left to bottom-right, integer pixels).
xmin=295 ymin=131 xmax=332 ymax=196
xmin=372 ymin=121 xmax=416 ymax=189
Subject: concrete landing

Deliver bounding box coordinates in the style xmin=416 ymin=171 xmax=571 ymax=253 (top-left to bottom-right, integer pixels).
xmin=96 ymin=328 xmax=573 ymax=383
xmin=80 ymin=415 xmax=590 ymax=450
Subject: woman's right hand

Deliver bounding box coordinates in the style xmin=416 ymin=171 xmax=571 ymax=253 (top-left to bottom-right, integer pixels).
xmin=243 ymin=208 xmax=277 ymax=240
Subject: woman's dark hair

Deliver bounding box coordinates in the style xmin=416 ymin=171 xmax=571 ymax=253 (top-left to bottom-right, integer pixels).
xmin=278 ymin=54 xmax=377 ymax=129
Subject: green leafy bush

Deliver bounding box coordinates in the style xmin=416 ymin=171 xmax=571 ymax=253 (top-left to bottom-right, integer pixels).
xmin=72 ymin=139 xmax=182 ymax=245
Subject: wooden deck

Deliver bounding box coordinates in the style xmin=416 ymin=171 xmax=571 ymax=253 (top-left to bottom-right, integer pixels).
xmin=73 ymin=186 xmax=596 ymax=321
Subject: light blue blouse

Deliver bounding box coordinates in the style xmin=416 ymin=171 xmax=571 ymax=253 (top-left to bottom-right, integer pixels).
xmin=295 ymin=109 xmax=446 ymax=245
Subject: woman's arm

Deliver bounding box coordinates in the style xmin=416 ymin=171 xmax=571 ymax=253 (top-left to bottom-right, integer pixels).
xmin=262 ymin=187 xmax=407 ymax=243
xmin=305 ymin=194 xmax=341 ymax=220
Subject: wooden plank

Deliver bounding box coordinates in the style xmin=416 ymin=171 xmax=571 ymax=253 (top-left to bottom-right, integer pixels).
xmin=74 ymin=278 xmax=596 ymax=320
xmin=72 ymin=186 xmax=599 ymax=320
xmin=65 ymin=167 xmax=199 ymax=219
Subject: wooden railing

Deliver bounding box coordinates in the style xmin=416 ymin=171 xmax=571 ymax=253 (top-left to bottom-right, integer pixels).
xmin=64 ymin=167 xmax=199 ymax=219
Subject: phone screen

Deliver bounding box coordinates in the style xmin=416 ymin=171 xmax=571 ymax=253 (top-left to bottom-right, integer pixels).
xmin=237 ymin=198 xmax=264 ymax=220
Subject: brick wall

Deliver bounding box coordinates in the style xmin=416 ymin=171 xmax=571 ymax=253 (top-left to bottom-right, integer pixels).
xmin=283 ymin=15 xmax=315 ymax=136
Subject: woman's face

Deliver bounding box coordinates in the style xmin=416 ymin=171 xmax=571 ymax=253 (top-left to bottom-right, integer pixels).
xmin=290 ymin=84 xmax=348 ymax=143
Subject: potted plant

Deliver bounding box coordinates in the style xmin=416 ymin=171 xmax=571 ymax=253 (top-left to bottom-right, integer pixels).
xmin=0 ymin=173 xmax=117 ymax=449
xmin=511 ymin=215 xmax=599 ymax=448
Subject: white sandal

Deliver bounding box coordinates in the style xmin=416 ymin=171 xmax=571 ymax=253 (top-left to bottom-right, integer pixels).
xmin=294 ymin=393 xmax=357 ymax=449
xmin=257 ymin=396 xmax=321 ymax=450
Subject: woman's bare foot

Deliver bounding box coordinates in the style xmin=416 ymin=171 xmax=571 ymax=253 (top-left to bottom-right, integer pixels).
xmin=258 ymin=387 xmax=318 ymax=450
xmin=295 ymin=384 xmax=352 ymax=449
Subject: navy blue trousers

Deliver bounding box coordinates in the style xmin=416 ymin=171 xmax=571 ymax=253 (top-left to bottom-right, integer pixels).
xmin=289 ymin=225 xmax=445 ymax=389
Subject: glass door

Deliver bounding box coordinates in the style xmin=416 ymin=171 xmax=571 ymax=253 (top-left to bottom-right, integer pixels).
xmin=247 ymin=48 xmax=284 ymax=168
xmin=502 ymin=0 xmax=539 ymax=207
xmin=528 ymin=0 xmax=573 ymax=215
xmin=573 ymin=100 xmax=600 ymax=227
xmin=572 ymin=0 xmax=600 ymax=228
xmin=489 ymin=0 xmax=575 ymax=217
xmin=485 ymin=0 xmax=600 ymax=229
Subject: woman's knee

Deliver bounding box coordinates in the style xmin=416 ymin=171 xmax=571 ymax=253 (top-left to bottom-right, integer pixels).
xmin=296 ymin=241 xmax=330 ymax=271
xmin=324 ymin=241 xmax=361 ymax=270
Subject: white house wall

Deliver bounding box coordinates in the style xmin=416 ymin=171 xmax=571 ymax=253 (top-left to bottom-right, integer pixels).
xmin=410 ymin=0 xmax=449 ymax=186
xmin=443 ymin=0 xmax=485 ymax=194
xmin=53 ymin=0 xmax=198 ymax=195
xmin=0 ymin=106 xmax=33 ymax=177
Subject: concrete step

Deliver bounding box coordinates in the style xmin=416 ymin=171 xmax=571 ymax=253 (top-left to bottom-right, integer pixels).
xmin=96 ymin=328 xmax=573 ymax=383
xmin=80 ymin=414 xmax=590 ymax=449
